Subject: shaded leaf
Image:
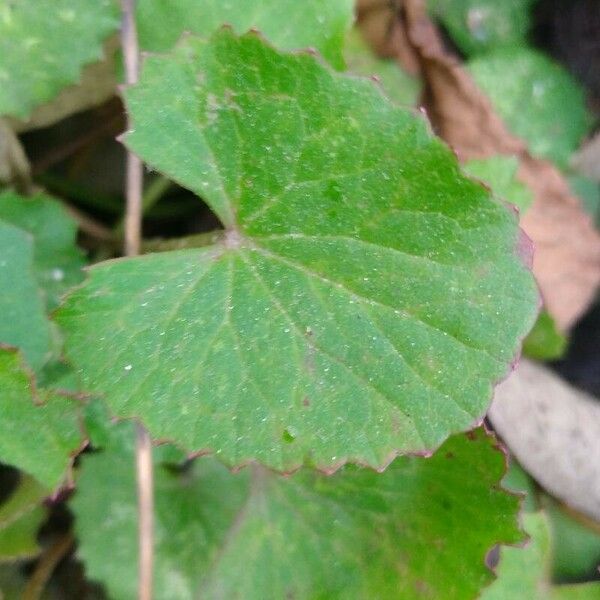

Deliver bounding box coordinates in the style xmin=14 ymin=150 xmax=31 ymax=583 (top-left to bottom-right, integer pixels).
xmin=0 ymin=191 xmax=85 ymax=310
xmin=0 ymin=0 xmax=119 ymax=119
xmin=57 ymin=30 xmax=537 ymax=471
xmin=135 ymin=0 xmax=355 ymax=70
xmin=8 ymin=37 xmax=119 ymax=134
xmin=468 ymin=48 xmax=591 ymax=169
xmin=0 ymin=349 xmax=83 ymax=489
xmin=427 ymin=0 xmax=535 ymax=56
xmin=543 ymin=497 xmax=600 ymax=582
xmin=0 ymin=475 xmax=46 ymax=562
xmin=72 ymin=425 xmax=521 ymax=600
xmin=523 ymin=311 xmax=567 ymax=361
xmin=0 ymin=221 xmax=51 ymax=371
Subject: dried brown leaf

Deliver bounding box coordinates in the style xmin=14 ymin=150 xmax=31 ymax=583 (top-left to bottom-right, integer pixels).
xmin=356 ymin=0 xmax=421 ymax=74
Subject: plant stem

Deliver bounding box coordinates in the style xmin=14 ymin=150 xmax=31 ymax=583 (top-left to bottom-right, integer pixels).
xmin=120 ymin=1 xmax=154 ymax=599
xmin=114 ymin=174 xmax=174 ymax=236
xmin=135 ymin=421 xmax=154 ymax=600
xmin=121 ymin=0 xmax=143 ymax=257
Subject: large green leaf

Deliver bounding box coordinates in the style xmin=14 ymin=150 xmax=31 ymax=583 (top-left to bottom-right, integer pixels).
xmin=72 ymin=426 xmax=522 ymax=599
xmin=0 ymin=221 xmax=51 ymax=371
xmin=0 ymin=350 xmax=83 ymax=489
xmin=57 ymin=30 xmax=537 ymax=471
xmin=0 ymin=191 xmax=85 ymax=310
xmin=427 ymin=0 xmax=535 ymax=56
xmin=468 ymin=48 xmax=591 ymax=169
xmin=136 ymin=0 xmax=354 ymax=70
xmin=0 ymin=0 xmax=119 ymax=119
xmin=0 ymin=475 xmax=46 ymax=562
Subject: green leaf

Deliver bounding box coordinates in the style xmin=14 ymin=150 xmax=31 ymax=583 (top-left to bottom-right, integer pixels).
xmin=427 ymin=0 xmax=535 ymax=56
xmin=0 ymin=349 xmax=83 ymax=489
xmin=543 ymin=497 xmax=600 ymax=582
xmin=501 ymin=459 xmax=538 ymax=513
xmin=57 ymin=30 xmax=537 ymax=471
xmin=463 ymin=155 xmax=533 ymax=213
xmin=468 ymin=48 xmax=591 ymax=169
xmin=523 ymin=311 xmax=567 ymax=361
xmin=481 ymin=512 xmax=551 ymax=600
xmin=502 ymin=463 xmax=600 ymax=585
xmin=0 ymin=221 xmax=51 ymax=371
xmin=551 ymin=583 xmax=600 ymax=600
xmin=72 ymin=426 xmax=522 ymax=600
xmin=0 ymin=191 xmax=85 ymax=310
xmin=0 ymin=0 xmax=119 ymax=119
xmin=482 ymin=506 xmax=600 ymax=600
xmin=344 ymin=29 xmax=421 ymax=106
xmin=0 ymin=475 xmax=46 ymax=562
xmin=135 ymin=0 xmax=354 ymax=70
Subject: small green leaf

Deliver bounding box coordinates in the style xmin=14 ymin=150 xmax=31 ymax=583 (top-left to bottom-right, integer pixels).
xmin=0 ymin=0 xmax=119 ymax=119
xmin=344 ymin=29 xmax=421 ymax=106
xmin=463 ymin=155 xmax=533 ymax=213
xmin=0 ymin=191 xmax=85 ymax=310
xmin=72 ymin=426 xmax=522 ymax=600
xmin=481 ymin=512 xmax=551 ymax=600
xmin=135 ymin=0 xmax=354 ymax=69
xmin=57 ymin=30 xmax=537 ymax=471
xmin=468 ymin=48 xmax=591 ymax=169
xmin=0 ymin=475 xmax=46 ymax=563
xmin=0 ymin=350 xmax=83 ymax=489
xmin=523 ymin=311 xmax=567 ymax=361
xmin=427 ymin=0 xmax=535 ymax=56
xmin=543 ymin=497 xmax=600 ymax=582
xmin=0 ymin=221 xmax=51 ymax=372
xmin=501 ymin=460 xmax=537 ymax=513
xmin=482 ymin=506 xmax=600 ymax=600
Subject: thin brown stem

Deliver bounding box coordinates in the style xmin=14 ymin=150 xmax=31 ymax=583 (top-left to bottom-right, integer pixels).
xmin=120 ymin=1 xmax=154 ymax=599
xmin=121 ymin=0 xmax=143 ymax=257
xmin=136 ymin=421 xmax=154 ymax=600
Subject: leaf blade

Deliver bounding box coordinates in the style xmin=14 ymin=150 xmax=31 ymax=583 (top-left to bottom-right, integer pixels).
xmin=57 ymin=30 xmax=538 ymax=470
xmin=72 ymin=426 xmax=522 ymax=600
